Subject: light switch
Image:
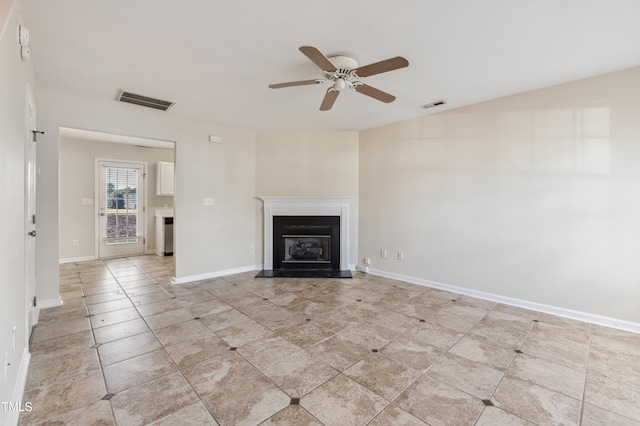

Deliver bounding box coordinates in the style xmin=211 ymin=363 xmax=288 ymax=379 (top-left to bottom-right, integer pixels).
xmin=203 ymin=198 xmax=215 ymax=206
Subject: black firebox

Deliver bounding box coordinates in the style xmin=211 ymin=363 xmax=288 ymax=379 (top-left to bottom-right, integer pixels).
xmin=272 ymin=216 xmax=340 ymax=270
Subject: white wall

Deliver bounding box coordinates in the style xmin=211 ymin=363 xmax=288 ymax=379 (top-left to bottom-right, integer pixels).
xmin=0 ymin=0 xmax=38 ymax=422
xmin=255 ymin=131 xmax=359 ymax=266
xmin=36 ymin=89 xmax=257 ymax=297
xmin=359 ymin=67 xmax=640 ymax=325
xmin=59 ymin=138 xmax=175 ymax=261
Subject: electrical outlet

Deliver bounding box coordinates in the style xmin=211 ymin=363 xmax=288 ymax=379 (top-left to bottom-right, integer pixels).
xmin=397 ymin=251 xmax=404 ymax=260
xmin=363 ymin=258 xmax=371 ymax=265
xmin=203 ymin=198 xmax=215 ymax=206
xmin=249 ymin=245 xmax=255 ymax=253
xmin=380 ymin=249 xmax=387 ymax=259
xmin=72 ymin=240 xmax=79 ymax=247
xmin=81 ymin=198 xmax=93 ymax=205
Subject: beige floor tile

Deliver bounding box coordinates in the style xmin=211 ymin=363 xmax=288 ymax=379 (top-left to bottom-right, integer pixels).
xmin=237 ymin=334 xmax=302 ymax=370
xmin=90 ymin=306 xmax=141 ymax=328
xmin=29 ymin=330 xmax=94 ymax=356
xmin=277 ymin=320 xmax=336 ymax=348
xmin=216 ymin=318 xmax=273 ymax=347
xmin=144 ymin=307 xmax=195 ymax=330
xmin=581 ymin=402 xmax=640 ymax=426
xmin=426 ymin=352 xmax=504 ymax=399
xmin=203 ymin=374 xmax=290 ymax=425
xmin=493 ymin=375 xmax=581 ymax=425
xmin=129 ymin=291 xmax=173 ymax=306
xmin=307 ymin=334 xmax=370 ymax=371
xmin=508 ymin=352 xmax=585 ymax=399
xmin=395 ymin=375 xmax=485 ymax=425
xmin=300 ymin=374 xmax=388 ymax=426
xmin=404 ymin=322 xmax=464 ymax=350
xmin=187 ymin=298 xmax=232 ymax=317
xmin=368 ymin=310 xmax=420 ymax=333
xmin=30 ymin=316 xmax=92 ymax=343
xmin=475 ymin=406 xmax=535 ymax=425
xmin=379 ymin=333 xmax=443 ymax=370
xmin=154 ymin=318 xmax=213 ymax=346
xmin=93 ymin=318 xmax=150 ymax=344
xmin=148 ymin=401 xmax=219 ymax=425
xmin=584 ymin=369 xmax=640 ymax=422
xmin=344 ymin=353 xmax=422 ymax=400
xmin=86 ymin=296 xmax=131 ymax=313
xmin=103 ymin=348 xmax=178 ymax=393
xmin=182 ymin=350 xmax=258 ymax=397
xmin=25 ymin=345 xmax=100 ymax=389
xmin=110 ymin=371 xmax=199 ymax=425
xmin=19 ymin=368 xmax=107 ymax=425
xmin=24 ymin=399 xmax=115 ymax=426
xmin=368 ymin=404 xmax=428 ymax=426
xmin=164 ymin=334 xmax=229 ymax=368
xmin=340 ymin=321 xmax=398 ymax=349
xmin=259 ymin=405 xmax=322 ymax=425
xmin=98 ymin=331 xmax=163 ymax=366
xmin=262 ymin=350 xmax=339 ymax=398
xmin=448 ymin=334 xmax=517 ymax=371
xmin=199 ymin=308 xmax=250 ymax=332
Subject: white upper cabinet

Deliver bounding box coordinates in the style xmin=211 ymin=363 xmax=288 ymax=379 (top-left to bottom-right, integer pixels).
xmin=156 ymin=161 xmax=174 ymax=196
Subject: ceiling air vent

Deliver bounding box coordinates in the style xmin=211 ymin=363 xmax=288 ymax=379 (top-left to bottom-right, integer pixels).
xmin=116 ymin=90 xmax=175 ymax=111
xmin=421 ymin=100 xmax=446 ymax=109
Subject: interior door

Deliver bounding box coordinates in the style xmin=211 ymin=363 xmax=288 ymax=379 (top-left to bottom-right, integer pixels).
xmin=25 ymin=84 xmax=38 ymax=339
xmin=97 ymin=161 xmax=145 ymax=258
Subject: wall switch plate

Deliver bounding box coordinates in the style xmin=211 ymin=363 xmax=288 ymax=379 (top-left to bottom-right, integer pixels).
xmin=72 ymin=240 xmax=79 ymax=247
xmin=249 ymin=245 xmax=255 ymax=253
xmin=397 ymin=251 xmax=404 ymax=260
xmin=380 ymin=249 xmax=387 ymax=259
xmin=203 ymin=198 xmax=215 ymax=206
xmin=81 ymin=198 xmax=93 ymax=205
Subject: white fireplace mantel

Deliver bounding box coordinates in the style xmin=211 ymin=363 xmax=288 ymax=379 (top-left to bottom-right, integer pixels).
xmin=258 ymin=196 xmax=351 ymax=270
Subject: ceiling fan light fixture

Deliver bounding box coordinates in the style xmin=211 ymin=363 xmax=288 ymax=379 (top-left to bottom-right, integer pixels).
xmin=333 ymin=78 xmax=347 ymax=91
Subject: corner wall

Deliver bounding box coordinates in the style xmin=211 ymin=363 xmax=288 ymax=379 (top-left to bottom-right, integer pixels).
xmin=359 ymin=67 xmax=640 ymax=325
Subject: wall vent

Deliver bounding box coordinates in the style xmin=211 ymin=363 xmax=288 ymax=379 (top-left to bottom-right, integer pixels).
xmin=420 ymin=99 xmax=446 ymax=109
xmin=116 ymin=90 xmax=175 ymax=111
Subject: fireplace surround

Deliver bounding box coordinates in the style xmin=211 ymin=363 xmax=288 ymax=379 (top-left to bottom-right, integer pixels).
xmin=258 ymin=196 xmax=351 ymax=273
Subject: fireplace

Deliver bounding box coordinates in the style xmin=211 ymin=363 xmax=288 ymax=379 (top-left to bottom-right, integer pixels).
xmin=273 ymin=216 xmax=340 ymax=270
xmin=257 ymin=196 xmax=352 ymax=277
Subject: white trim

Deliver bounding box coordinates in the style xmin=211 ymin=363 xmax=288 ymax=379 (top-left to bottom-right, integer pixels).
xmin=362 ymin=266 xmax=640 ymax=335
xmin=38 ymin=296 xmax=63 ymax=309
xmin=258 ymin=196 xmax=351 ymax=270
xmin=6 ymin=348 xmax=30 ymax=426
xmin=173 ymin=264 xmax=260 ymax=284
xmin=59 ymin=255 xmax=96 ymax=264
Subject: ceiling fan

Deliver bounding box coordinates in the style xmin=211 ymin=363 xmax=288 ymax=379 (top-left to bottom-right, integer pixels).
xmin=269 ymin=46 xmax=409 ymax=111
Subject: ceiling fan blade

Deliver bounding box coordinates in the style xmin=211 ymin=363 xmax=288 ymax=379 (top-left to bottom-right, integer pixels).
xmin=299 ymin=46 xmax=337 ymax=71
xmin=269 ymin=80 xmax=322 ymax=89
xmin=320 ymin=89 xmax=339 ymax=111
xmin=354 ymin=56 xmax=409 ymax=78
xmin=354 ymin=83 xmax=396 ymax=103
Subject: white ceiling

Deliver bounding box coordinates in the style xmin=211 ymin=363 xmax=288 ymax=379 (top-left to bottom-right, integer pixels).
xmin=22 ymin=0 xmax=640 ymax=132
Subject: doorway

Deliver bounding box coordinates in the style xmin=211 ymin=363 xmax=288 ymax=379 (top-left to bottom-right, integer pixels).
xmin=25 ymin=84 xmax=37 ymax=338
xmin=97 ymin=161 xmax=146 ymax=258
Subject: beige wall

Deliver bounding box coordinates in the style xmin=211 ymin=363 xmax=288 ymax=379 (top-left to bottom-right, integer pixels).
xmin=0 ymin=0 xmax=38 ymax=420
xmin=359 ymin=67 xmax=640 ymax=324
xmin=255 ymin=131 xmax=360 ymax=266
xmin=59 ymin=138 xmax=175 ymax=260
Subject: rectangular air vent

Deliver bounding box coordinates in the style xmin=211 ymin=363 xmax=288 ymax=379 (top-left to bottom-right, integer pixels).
xmin=421 ymin=99 xmax=446 ymax=109
xmin=116 ymin=90 xmax=175 ymax=111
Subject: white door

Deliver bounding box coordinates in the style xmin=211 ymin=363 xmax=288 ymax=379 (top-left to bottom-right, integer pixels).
xmin=25 ymin=84 xmax=38 ymax=339
xmin=97 ymin=161 xmax=145 ymax=258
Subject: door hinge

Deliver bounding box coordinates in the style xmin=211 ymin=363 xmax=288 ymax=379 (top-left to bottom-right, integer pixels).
xmin=33 ymin=296 xmax=37 ymax=307
xmin=32 ymin=130 xmax=44 ymax=142
xmin=143 ymin=206 xmax=146 ymax=212
xmin=32 ymin=214 xmax=36 ymax=224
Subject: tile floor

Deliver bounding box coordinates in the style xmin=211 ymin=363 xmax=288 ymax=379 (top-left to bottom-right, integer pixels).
xmin=18 ymin=255 xmax=640 ymax=425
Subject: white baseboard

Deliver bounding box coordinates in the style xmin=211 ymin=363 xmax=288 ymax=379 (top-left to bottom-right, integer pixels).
xmin=5 ymin=348 xmax=30 ymax=426
xmin=38 ymin=296 xmax=63 ymax=309
xmin=59 ymin=255 xmax=95 ymax=264
xmin=362 ymin=266 xmax=640 ymax=335
xmin=173 ymin=264 xmax=260 ymax=284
